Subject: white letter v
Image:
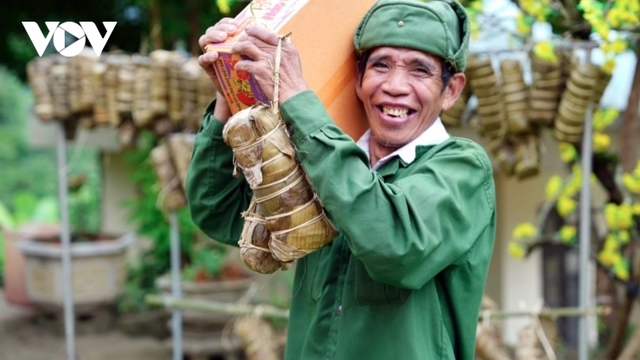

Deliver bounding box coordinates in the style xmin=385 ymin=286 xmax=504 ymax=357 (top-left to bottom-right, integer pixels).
xmin=22 ymin=22 xmax=59 ymax=57
xmin=81 ymin=22 xmax=117 ymax=57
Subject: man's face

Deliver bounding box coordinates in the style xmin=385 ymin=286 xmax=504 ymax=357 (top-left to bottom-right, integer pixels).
xmin=356 ymin=47 xmax=462 ymax=150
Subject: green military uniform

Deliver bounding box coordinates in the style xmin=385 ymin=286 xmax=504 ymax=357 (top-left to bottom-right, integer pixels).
xmin=187 ymin=91 xmax=496 ymax=359
xmin=188 ymin=0 xmax=496 ymax=358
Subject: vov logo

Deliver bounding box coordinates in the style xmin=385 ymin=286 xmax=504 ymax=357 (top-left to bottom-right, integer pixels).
xmin=22 ymin=21 xmax=117 ymax=57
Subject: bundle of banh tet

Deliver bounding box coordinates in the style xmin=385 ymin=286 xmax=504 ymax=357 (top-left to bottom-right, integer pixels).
xmin=223 ymin=105 xmax=338 ymax=274
xmin=205 ymin=0 xmax=378 ymax=273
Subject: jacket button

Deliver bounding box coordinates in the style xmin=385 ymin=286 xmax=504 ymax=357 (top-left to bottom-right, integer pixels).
xmin=336 ymin=305 xmax=342 ymax=315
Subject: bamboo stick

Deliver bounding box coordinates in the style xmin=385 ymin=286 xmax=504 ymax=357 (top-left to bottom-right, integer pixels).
xmin=145 ymin=294 xmax=290 ymax=321
xmin=147 ymin=294 xmax=606 ymax=323
xmin=478 ymin=306 xmax=610 ymax=320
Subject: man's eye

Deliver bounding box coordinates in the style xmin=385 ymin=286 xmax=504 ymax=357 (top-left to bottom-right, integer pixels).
xmin=371 ymin=62 xmax=389 ymax=69
xmin=414 ymin=67 xmax=430 ymax=75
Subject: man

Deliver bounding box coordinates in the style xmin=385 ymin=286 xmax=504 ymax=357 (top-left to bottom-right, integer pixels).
xmin=187 ymin=0 xmax=496 ymax=359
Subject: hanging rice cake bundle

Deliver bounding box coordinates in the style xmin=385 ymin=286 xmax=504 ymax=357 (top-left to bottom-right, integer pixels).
xmin=500 ymin=59 xmax=532 ymax=135
xmin=528 ymin=53 xmax=563 ymax=126
xmin=116 ymin=55 xmax=135 ymax=118
xmin=150 ymin=143 xmax=187 ymax=211
xmin=553 ymin=63 xmax=599 ymax=143
xmin=180 ymin=59 xmax=203 ymax=131
xmin=149 ymin=50 xmax=172 ymax=120
xmin=49 ymin=56 xmax=71 ymax=121
xmin=466 ymin=55 xmax=507 ymax=141
xmin=169 ymin=52 xmax=188 ymax=124
xmin=92 ymin=61 xmax=110 ymax=126
xmin=104 ymin=54 xmax=124 ymax=126
xmin=223 ymin=105 xmax=338 ymax=264
xmin=132 ymin=55 xmax=153 ymax=128
xmin=239 ymin=197 xmax=291 ymax=274
xmin=441 ymin=84 xmax=471 ymax=127
xmin=167 ymin=133 xmax=196 ymax=190
xmin=27 ymin=57 xmax=55 ymax=122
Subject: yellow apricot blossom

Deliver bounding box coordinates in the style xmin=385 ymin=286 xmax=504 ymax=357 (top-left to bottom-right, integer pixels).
xmin=604 ymin=203 xmax=634 ymax=230
xmin=602 ymin=58 xmax=617 ymax=74
xmin=603 ymin=234 xmax=618 ymax=251
xmin=593 ymin=132 xmax=611 ymax=153
xmin=509 ymin=242 xmax=526 ymax=259
xmin=618 ymin=230 xmax=631 ymax=245
xmin=598 ymin=249 xmax=617 ymax=267
xmin=516 ymin=13 xmax=532 ymax=35
xmin=557 ymin=196 xmax=577 ymax=217
xmin=617 ymin=204 xmax=634 ymax=229
xmin=513 ymin=222 xmax=537 ymax=239
xmin=623 ymin=173 xmax=640 ymax=194
xmin=593 ymin=108 xmax=619 ymax=131
xmin=614 ymin=261 xmax=630 ymax=281
xmin=533 ymin=42 xmax=558 ymax=63
xmin=559 ymin=142 xmax=578 ymax=163
xmin=559 ymin=225 xmax=577 ymax=244
xmin=545 ymin=175 xmax=563 ymax=200
xmin=610 ymin=39 xmax=628 ymax=54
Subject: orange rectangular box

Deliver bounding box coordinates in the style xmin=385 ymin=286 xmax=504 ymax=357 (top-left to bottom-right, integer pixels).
xmin=206 ymin=0 xmax=376 ymax=139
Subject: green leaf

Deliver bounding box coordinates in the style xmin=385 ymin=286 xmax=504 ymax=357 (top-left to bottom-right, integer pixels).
xmin=31 ymin=196 xmax=59 ymax=223
xmin=0 ymin=200 xmax=15 ymax=230
xmin=12 ymin=191 xmax=38 ymax=225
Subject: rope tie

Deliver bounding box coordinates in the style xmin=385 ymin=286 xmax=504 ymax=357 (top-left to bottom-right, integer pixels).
xmin=253 ymin=164 xmax=300 ymax=190
xmin=271 ymin=33 xmax=292 ymax=115
xmin=260 ymin=152 xmax=286 ymax=168
xmin=231 ymin=122 xmax=283 ymax=153
xmin=254 ymin=173 xmax=305 ymax=203
xmin=264 ymin=194 xmax=318 ymax=221
xmin=271 ymin=209 xmax=326 ymax=236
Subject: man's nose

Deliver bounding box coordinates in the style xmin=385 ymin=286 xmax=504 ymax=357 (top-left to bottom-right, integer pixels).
xmin=380 ymin=69 xmax=411 ymax=96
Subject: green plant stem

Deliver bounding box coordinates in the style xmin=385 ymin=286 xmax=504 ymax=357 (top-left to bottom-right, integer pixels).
xmin=145 ymin=294 xmax=290 ymax=321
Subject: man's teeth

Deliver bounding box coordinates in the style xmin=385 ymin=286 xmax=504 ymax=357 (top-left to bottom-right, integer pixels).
xmin=382 ymin=107 xmax=408 ymax=117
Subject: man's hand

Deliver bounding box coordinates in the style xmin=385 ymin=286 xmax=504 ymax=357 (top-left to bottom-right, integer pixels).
xmin=232 ymin=25 xmax=309 ymax=106
xmin=198 ymin=18 xmax=238 ymax=122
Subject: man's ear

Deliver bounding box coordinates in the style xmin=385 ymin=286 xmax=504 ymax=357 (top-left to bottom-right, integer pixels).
xmin=441 ymin=72 xmax=466 ymax=111
xmin=355 ymin=62 xmax=364 ymax=102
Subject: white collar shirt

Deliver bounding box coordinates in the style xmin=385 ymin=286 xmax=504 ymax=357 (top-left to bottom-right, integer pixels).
xmin=356 ymin=117 xmax=450 ymax=171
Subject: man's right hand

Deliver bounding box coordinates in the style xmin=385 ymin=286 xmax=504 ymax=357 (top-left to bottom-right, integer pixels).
xmin=198 ymin=18 xmax=239 ymax=122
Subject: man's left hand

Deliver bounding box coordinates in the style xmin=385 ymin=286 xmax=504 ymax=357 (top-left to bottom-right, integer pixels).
xmin=232 ymin=25 xmax=309 ymax=105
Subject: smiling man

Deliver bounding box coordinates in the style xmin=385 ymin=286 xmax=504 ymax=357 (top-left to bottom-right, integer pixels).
xmin=187 ymin=0 xmax=497 ymax=359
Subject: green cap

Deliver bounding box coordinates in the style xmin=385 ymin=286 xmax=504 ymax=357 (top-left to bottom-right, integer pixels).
xmin=354 ymin=0 xmax=470 ymax=72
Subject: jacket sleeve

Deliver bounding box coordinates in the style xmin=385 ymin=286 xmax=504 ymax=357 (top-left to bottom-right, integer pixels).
xmin=185 ymin=103 xmax=252 ymax=247
xmin=280 ymin=91 xmax=496 ymax=290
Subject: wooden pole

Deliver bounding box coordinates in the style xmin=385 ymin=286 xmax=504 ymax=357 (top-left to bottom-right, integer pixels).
xmin=620 ymin=45 xmax=640 ymax=173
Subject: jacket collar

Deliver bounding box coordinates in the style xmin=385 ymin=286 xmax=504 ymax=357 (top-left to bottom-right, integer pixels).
xmin=357 ymin=117 xmax=450 ymax=170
